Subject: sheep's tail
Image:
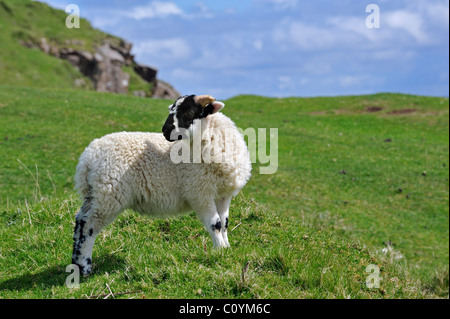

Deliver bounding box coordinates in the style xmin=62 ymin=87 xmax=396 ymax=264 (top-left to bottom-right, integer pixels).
xmin=74 ymin=151 xmax=91 ymax=200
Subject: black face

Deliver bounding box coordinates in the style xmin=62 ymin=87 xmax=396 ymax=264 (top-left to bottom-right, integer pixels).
xmin=162 ymin=95 xmax=216 ymax=142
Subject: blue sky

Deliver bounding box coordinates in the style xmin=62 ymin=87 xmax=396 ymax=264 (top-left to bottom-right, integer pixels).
xmin=40 ymin=0 xmax=449 ymax=99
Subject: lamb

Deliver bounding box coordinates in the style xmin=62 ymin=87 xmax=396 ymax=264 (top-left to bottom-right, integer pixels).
xmin=72 ymin=94 xmax=252 ymax=275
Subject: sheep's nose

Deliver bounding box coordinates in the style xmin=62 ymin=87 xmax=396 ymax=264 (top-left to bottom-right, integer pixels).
xmin=163 ymin=126 xmax=176 ymax=142
xmin=163 ymin=130 xmax=172 ymax=141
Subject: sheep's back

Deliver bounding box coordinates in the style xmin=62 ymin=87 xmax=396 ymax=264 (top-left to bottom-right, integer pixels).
xmin=75 ymin=132 xmax=181 ymax=213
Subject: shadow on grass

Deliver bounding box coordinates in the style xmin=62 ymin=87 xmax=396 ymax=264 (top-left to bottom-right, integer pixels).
xmin=0 ymin=255 xmax=125 ymax=292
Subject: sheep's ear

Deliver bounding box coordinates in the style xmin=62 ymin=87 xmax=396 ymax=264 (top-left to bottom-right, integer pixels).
xmin=194 ymin=95 xmax=215 ymax=107
xmin=210 ymin=101 xmax=225 ymax=114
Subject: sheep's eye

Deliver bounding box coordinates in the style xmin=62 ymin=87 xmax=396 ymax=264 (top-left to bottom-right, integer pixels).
xmin=181 ymin=110 xmax=196 ymax=119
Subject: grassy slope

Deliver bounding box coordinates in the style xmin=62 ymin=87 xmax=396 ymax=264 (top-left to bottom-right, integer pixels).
xmin=229 ymin=94 xmax=449 ymax=287
xmin=0 ymin=0 xmax=150 ymax=94
xmin=0 ymin=86 xmax=448 ymax=298
xmin=0 ymin=188 xmax=423 ymax=299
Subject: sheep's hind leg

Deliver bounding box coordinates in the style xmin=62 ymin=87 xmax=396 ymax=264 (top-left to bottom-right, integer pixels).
xmin=72 ymin=195 xmax=123 ymax=276
xmin=72 ymin=196 xmax=95 ymax=276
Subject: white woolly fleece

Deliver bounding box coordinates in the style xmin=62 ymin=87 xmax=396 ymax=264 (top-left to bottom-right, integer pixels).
xmin=74 ymin=112 xmax=252 ymax=219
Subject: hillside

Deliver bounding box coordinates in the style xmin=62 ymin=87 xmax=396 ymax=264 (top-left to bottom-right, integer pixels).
xmin=0 ymin=86 xmax=448 ymax=298
xmin=0 ymin=187 xmax=424 ymax=299
xmin=0 ymin=0 xmax=448 ymax=300
xmin=0 ymin=0 xmax=179 ymax=98
xmin=231 ymin=93 xmax=449 ymax=290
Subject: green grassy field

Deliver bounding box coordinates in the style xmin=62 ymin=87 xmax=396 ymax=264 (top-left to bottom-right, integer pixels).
xmin=0 ymin=191 xmax=422 ymax=299
xmin=0 ymin=85 xmax=448 ymax=298
xmin=229 ymin=94 xmax=449 ymax=288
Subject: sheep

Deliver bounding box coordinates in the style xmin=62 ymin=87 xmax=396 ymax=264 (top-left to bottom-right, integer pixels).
xmin=72 ymin=94 xmax=252 ymax=275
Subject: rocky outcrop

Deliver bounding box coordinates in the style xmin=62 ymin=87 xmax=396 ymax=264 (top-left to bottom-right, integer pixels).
xmin=153 ymin=80 xmax=181 ymax=100
xmin=134 ymin=64 xmax=157 ymax=83
xmin=26 ymin=37 xmax=180 ymax=99
xmin=93 ymin=44 xmax=129 ymax=94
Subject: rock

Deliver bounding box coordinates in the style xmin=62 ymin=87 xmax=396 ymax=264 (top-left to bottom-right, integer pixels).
xmin=134 ymin=64 xmax=158 ymax=83
xmin=79 ymin=51 xmax=94 ymax=61
xmin=77 ymin=51 xmax=95 ymax=76
xmin=59 ymin=48 xmax=96 ymax=79
xmin=38 ymin=38 xmax=50 ymax=54
xmin=65 ymin=39 xmax=85 ymax=46
xmin=92 ymin=50 xmax=129 ymax=94
xmin=58 ymin=43 xmax=130 ymax=94
xmin=20 ymin=35 xmax=179 ymax=98
xmin=120 ymin=40 xmax=132 ymax=55
xmin=65 ymin=53 xmax=81 ymax=67
xmin=152 ymin=79 xmax=181 ymax=100
xmin=49 ymin=46 xmax=60 ymax=57
xmin=74 ymin=78 xmax=87 ymax=88
xmin=111 ymin=39 xmax=134 ymax=65
xmin=133 ymin=90 xmax=146 ymax=97
xmin=94 ymin=52 xmax=103 ymax=62
xmin=96 ymin=43 xmax=125 ymax=64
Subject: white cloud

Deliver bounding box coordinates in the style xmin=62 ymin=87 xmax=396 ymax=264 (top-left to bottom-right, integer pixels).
xmin=425 ymin=2 xmax=450 ymax=27
xmin=253 ymin=39 xmax=264 ymax=51
xmin=384 ymin=10 xmax=430 ymax=44
xmin=369 ymin=49 xmax=415 ymax=61
xmin=38 ymin=0 xmax=448 ymax=98
xmin=91 ymin=15 xmax=123 ymax=29
xmin=273 ymin=4 xmax=443 ymax=53
xmin=339 ymin=75 xmax=363 ymax=88
xmin=193 ymin=2 xmax=214 ymax=18
xmin=133 ymin=38 xmax=192 ymax=63
xmin=171 ymin=68 xmax=197 ymax=80
xmin=301 ymin=59 xmax=332 ymax=76
xmin=278 ymin=76 xmax=293 ymax=90
xmin=273 ymin=20 xmax=355 ymax=51
xmin=258 ymin=0 xmax=298 ymax=11
xmin=327 ymin=16 xmax=385 ymax=44
xmin=328 ymin=9 xmax=437 ymax=47
xmin=126 ymin=1 xmax=184 ymax=20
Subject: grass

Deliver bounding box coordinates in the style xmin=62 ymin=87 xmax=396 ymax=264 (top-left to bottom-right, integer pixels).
xmin=0 ymin=86 xmax=448 ymax=298
xmin=122 ymin=65 xmax=154 ymax=97
xmin=0 ymin=86 xmax=168 ymax=205
xmin=0 ymin=0 xmax=99 ymax=90
xmin=228 ymin=94 xmax=449 ymax=290
xmin=1 ymin=0 xmax=120 ymax=53
xmin=0 ymin=192 xmax=426 ymax=299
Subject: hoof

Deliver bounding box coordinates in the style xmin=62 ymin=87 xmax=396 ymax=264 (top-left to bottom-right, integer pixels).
xmin=72 ymin=257 xmax=92 ymax=276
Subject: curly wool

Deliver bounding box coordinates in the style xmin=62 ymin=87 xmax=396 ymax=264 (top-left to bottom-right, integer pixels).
xmin=74 ymin=112 xmax=252 ymax=219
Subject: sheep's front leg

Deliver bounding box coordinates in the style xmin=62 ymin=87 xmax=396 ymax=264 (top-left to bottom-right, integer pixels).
xmin=195 ymin=204 xmax=227 ymax=248
xmin=216 ymin=196 xmax=232 ymax=248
